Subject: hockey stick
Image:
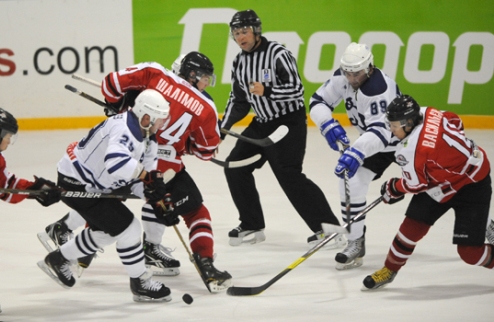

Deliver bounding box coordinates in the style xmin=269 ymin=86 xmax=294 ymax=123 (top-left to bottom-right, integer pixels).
xmin=173 ymin=225 xmax=212 ymax=293
xmin=65 ymin=82 xmax=258 ymax=169
xmin=72 ymin=73 xmax=100 ymax=87
xmin=226 ymin=196 xmax=383 ymax=296
xmin=64 ymin=84 xmax=109 ymax=108
xmin=343 ymin=170 xmax=351 ymax=232
xmin=0 ymin=188 xmax=140 ymax=199
xmin=210 ymin=154 xmax=261 ymax=168
xmin=220 ymin=125 xmax=288 ymax=147
xmin=340 ymin=143 xmax=351 ymax=233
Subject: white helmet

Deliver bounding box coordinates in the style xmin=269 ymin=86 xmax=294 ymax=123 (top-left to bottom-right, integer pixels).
xmin=340 ymin=42 xmax=374 ymax=74
xmin=132 ymin=89 xmax=170 ymax=130
xmin=171 ymin=54 xmax=186 ymax=75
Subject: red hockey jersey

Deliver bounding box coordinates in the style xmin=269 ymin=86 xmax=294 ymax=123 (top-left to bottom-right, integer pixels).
xmin=393 ymin=107 xmax=490 ymax=203
xmin=0 ymin=153 xmax=33 ymax=203
xmin=102 ymin=62 xmax=220 ymax=173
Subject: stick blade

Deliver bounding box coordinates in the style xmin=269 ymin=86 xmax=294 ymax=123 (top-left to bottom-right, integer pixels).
xmin=227 ymin=285 xmax=264 ymax=296
xmin=268 ymin=125 xmax=289 ymax=144
xmin=217 ymin=154 xmax=261 ymax=168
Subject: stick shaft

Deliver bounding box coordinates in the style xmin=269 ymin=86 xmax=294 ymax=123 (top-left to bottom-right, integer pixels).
xmin=0 ymin=188 xmax=139 ymax=199
xmin=173 ymin=225 xmax=212 ymax=292
xmin=72 ymin=74 xmax=100 ymax=87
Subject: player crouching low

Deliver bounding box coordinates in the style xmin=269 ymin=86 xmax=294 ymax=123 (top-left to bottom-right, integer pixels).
xmin=362 ymin=95 xmax=494 ymax=291
xmin=37 ymin=90 xmax=173 ymax=302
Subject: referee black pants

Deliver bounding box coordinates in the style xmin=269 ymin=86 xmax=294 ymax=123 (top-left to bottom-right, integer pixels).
xmin=224 ymin=109 xmax=339 ymax=232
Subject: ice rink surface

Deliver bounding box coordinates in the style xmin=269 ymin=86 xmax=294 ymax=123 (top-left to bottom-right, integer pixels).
xmin=1 ymin=126 xmax=493 ymax=322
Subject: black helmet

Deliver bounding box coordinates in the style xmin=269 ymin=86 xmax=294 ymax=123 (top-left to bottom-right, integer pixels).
xmin=386 ymin=95 xmax=422 ymax=129
xmin=0 ymin=107 xmax=18 ymax=145
xmin=179 ymin=51 xmax=216 ymax=87
xmin=229 ymin=9 xmax=262 ymax=34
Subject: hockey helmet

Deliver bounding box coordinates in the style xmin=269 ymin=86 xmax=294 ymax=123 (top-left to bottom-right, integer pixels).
xmin=386 ymin=95 xmax=422 ymax=130
xmin=229 ymin=9 xmax=262 ymax=35
xmin=132 ymin=89 xmax=170 ymax=131
xmin=340 ymin=42 xmax=374 ymax=75
xmin=179 ymin=51 xmax=216 ymax=87
xmin=171 ymin=54 xmax=186 ymax=75
xmin=0 ymin=107 xmax=18 ymax=145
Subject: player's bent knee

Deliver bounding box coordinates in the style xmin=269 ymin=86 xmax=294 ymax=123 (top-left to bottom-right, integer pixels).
xmin=115 ymin=217 xmax=142 ymax=249
xmin=457 ymin=245 xmax=492 ymax=266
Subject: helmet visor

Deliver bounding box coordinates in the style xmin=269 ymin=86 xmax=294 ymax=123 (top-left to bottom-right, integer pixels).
xmin=195 ymin=70 xmax=216 ymax=87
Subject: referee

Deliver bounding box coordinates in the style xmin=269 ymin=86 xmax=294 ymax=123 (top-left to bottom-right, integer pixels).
xmin=220 ymin=9 xmax=342 ymax=247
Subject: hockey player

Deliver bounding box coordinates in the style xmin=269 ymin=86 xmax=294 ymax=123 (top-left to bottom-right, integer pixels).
xmin=101 ymin=52 xmax=232 ymax=292
xmin=0 ymin=107 xmax=61 ymax=313
xmin=309 ymin=42 xmax=401 ymax=269
xmin=171 ymin=54 xmax=214 ymax=101
xmin=37 ymin=89 xmax=179 ymax=277
xmin=37 ymin=89 xmax=173 ymax=302
xmin=362 ymin=95 xmax=494 ymax=290
xmin=220 ymin=9 xmax=341 ymax=247
xmin=0 ymin=107 xmax=61 ymax=207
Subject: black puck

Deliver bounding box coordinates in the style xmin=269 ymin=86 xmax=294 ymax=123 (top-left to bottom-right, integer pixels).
xmin=182 ymin=293 xmax=193 ymax=305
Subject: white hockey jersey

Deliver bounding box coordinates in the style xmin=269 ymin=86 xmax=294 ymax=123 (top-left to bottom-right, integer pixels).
xmin=309 ymin=68 xmax=401 ymax=157
xmin=57 ymin=111 xmax=157 ymax=194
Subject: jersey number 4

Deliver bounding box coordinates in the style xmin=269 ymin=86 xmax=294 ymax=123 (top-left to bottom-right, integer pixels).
xmin=158 ymin=113 xmax=193 ymax=145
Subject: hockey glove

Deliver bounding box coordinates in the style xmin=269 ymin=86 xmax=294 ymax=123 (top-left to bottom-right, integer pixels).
xmin=104 ymin=90 xmax=140 ymax=117
xmin=321 ymin=119 xmax=350 ymax=151
xmin=381 ymin=178 xmax=406 ymax=204
xmin=142 ymin=170 xmax=168 ymax=200
xmin=334 ymin=147 xmax=364 ymax=179
xmin=150 ymin=194 xmax=179 ymax=227
xmin=28 ymin=176 xmax=62 ymax=207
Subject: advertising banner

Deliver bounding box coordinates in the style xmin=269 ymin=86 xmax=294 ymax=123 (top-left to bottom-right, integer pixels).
xmin=133 ymin=0 xmax=494 ymax=126
xmin=1 ymin=0 xmax=492 ymax=129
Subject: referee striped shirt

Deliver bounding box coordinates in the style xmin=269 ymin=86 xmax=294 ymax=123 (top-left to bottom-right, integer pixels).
xmin=222 ymin=36 xmax=305 ymax=129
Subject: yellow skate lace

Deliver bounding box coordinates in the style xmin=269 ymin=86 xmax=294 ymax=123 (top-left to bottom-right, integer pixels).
xmin=371 ymin=267 xmax=394 ymax=283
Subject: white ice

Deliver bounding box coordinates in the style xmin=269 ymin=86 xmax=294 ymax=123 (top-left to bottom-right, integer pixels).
xmin=1 ymin=127 xmax=493 ymax=322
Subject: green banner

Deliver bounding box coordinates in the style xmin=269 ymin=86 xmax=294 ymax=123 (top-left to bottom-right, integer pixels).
xmin=133 ymin=0 xmax=494 ymax=115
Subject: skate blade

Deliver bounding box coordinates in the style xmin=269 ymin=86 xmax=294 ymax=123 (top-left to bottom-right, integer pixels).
xmin=229 ymin=231 xmax=266 ymax=246
xmin=208 ymin=278 xmax=233 ymax=293
xmin=361 ymin=283 xmax=390 ymax=291
xmin=336 ymin=257 xmax=363 ymax=271
xmin=37 ymin=260 xmax=72 ymax=289
xmin=146 ymin=265 xmax=180 ymax=276
xmin=76 ymin=266 xmax=87 ymax=278
xmin=37 ymin=232 xmax=56 ymax=252
xmin=132 ymin=294 xmax=172 ymax=303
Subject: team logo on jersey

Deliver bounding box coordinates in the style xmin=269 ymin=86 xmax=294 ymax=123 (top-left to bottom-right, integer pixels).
xmin=157 ymin=148 xmax=171 ymax=157
xmin=395 ymin=154 xmax=409 ymax=167
xmin=262 ymin=69 xmax=271 ymax=82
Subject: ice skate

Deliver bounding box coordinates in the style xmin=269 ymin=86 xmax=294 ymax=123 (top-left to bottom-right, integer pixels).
xmin=130 ymin=269 xmax=171 ymax=302
xmin=362 ymin=266 xmax=397 ymax=291
xmin=37 ymin=249 xmax=76 ymax=289
xmin=486 ymin=219 xmax=494 ymax=244
xmin=228 ymin=226 xmax=266 ymax=246
xmin=307 ymin=230 xmax=346 ymax=250
xmin=76 ymin=253 xmax=96 ymax=277
xmin=335 ymin=229 xmax=365 ymax=270
xmin=193 ymin=253 xmax=232 ymax=292
xmin=143 ymin=240 xmax=180 ymax=276
xmin=37 ymin=216 xmax=73 ymax=252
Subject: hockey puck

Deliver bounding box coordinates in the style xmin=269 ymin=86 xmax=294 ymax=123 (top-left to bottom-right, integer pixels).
xmin=182 ymin=293 xmax=193 ymax=305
